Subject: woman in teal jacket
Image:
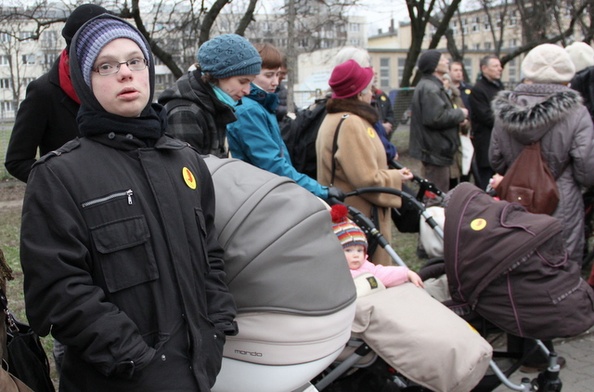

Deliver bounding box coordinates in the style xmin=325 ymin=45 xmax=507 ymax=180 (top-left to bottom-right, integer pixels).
xmin=227 ymin=43 xmax=341 ymax=201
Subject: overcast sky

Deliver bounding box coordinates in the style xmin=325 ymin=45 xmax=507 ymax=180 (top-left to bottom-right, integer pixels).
xmin=352 ymin=0 xmax=409 ymax=36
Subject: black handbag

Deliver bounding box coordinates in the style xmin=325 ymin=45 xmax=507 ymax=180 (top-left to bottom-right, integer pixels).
xmin=391 ymin=183 xmax=421 ymax=233
xmin=1 ymin=288 xmax=55 ymax=392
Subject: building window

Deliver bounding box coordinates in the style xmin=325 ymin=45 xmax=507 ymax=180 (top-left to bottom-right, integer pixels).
xmin=464 ymin=58 xmax=473 ymax=81
xmin=1 ymin=101 xmax=14 ymax=114
xmin=19 ymin=31 xmax=33 ymax=40
xmin=0 ymin=55 xmax=10 ymax=66
xmin=0 ymin=78 xmax=10 ymax=89
xmin=21 ymin=54 xmax=36 ymax=65
xmin=474 ymin=43 xmax=481 ymax=50
xmin=398 ymin=57 xmax=406 ymax=81
xmin=510 ymin=10 xmax=517 ymax=26
xmin=508 ymin=58 xmax=517 ymax=84
xmin=0 ymin=33 xmax=11 ymax=43
xmin=44 ymin=53 xmax=58 ymax=65
xmin=485 ymin=41 xmax=492 ymax=50
xmin=380 ymin=57 xmax=390 ymax=90
xmin=21 ymin=77 xmax=34 ymax=87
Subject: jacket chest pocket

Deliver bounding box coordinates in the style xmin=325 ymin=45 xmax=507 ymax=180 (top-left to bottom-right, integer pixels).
xmin=90 ymin=216 xmax=158 ymax=293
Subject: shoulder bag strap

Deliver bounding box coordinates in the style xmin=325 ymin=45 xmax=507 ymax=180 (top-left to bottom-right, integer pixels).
xmin=330 ymin=114 xmax=349 ymax=186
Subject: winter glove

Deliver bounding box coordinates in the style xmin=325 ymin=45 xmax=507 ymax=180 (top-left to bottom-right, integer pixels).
xmin=326 ymin=186 xmax=346 ymax=203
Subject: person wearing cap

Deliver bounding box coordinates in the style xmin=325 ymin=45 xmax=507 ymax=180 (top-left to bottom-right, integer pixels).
xmin=334 ymin=46 xmax=399 ymax=163
xmin=409 ymin=50 xmax=468 ymax=195
xmin=566 ymin=41 xmax=594 ymax=120
xmin=490 ymin=43 xmax=594 ymax=265
xmin=227 ymin=42 xmax=344 ymax=201
xmin=4 ymin=3 xmax=107 ymax=183
xmin=19 ymin=14 xmax=237 ymax=391
xmin=490 ymin=44 xmax=594 ymax=371
xmin=331 ymin=204 xmax=423 ymax=287
xmin=316 ymin=59 xmax=413 ymax=266
xmin=158 ymin=34 xmax=261 ymax=158
xmin=469 ymin=54 xmax=504 ymax=191
xmin=4 ymin=4 xmax=107 ymax=375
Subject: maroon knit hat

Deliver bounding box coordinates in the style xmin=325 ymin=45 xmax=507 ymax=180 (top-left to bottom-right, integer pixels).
xmin=329 ymin=59 xmax=374 ymax=99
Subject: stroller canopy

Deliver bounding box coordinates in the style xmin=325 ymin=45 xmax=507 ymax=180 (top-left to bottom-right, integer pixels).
xmin=444 ymin=183 xmax=594 ymax=339
xmin=205 ymin=156 xmax=356 ymax=316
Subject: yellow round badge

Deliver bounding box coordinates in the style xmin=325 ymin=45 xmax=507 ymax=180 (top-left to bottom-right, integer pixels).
xmin=470 ymin=218 xmax=487 ymax=231
xmin=182 ymin=167 xmax=197 ymax=190
xmin=367 ymin=127 xmax=376 ymax=138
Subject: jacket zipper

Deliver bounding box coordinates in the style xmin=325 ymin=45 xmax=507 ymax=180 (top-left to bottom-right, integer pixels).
xmin=81 ymin=189 xmax=134 ymax=208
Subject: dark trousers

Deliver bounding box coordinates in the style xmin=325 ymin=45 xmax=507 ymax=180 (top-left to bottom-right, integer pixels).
xmin=474 ymin=165 xmax=495 ymax=191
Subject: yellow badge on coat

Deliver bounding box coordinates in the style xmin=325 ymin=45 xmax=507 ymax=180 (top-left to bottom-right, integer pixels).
xmin=182 ymin=167 xmax=197 ymax=190
xmin=367 ymin=127 xmax=376 ymax=138
xmin=470 ymin=218 xmax=487 ymax=231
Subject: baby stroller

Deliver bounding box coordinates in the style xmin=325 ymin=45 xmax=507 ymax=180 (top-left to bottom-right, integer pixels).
xmin=422 ymin=182 xmax=594 ymax=391
xmin=314 ymin=184 xmax=594 ymax=392
xmin=203 ymin=156 xmax=357 ymax=392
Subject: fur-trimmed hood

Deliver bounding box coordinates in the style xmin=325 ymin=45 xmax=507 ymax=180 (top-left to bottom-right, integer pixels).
xmin=326 ymin=97 xmax=379 ymax=125
xmin=491 ymin=83 xmax=582 ymax=144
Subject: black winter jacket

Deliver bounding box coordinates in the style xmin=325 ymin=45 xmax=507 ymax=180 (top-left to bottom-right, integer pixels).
xmin=158 ymin=69 xmax=236 ymax=158
xmin=21 ymin=134 xmax=237 ymax=391
xmin=469 ymin=76 xmax=503 ymax=168
xmin=5 ymin=56 xmax=79 ymax=182
xmin=409 ymin=74 xmax=465 ymax=166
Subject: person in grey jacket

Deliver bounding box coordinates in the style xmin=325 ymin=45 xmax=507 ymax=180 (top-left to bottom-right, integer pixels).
xmin=490 ymin=43 xmax=594 ymax=265
xmin=159 ymin=34 xmax=261 ymax=157
xmin=409 ymin=50 xmax=468 ymax=193
xmin=20 ymin=14 xmax=237 ymax=392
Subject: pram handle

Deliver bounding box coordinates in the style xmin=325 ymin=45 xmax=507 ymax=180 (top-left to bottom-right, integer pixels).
xmin=347 ymin=187 xmax=444 ymax=240
xmin=389 ymin=160 xmax=444 ymax=199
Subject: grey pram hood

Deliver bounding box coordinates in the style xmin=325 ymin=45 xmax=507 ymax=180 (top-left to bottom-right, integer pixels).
xmin=204 ymin=156 xmax=356 ymax=315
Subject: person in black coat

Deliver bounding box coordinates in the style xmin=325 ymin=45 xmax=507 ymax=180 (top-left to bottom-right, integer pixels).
xmin=4 ymin=4 xmax=107 ymax=183
xmin=20 ymin=14 xmax=237 ymax=392
xmin=468 ymin=55 xmax=503 ymax=190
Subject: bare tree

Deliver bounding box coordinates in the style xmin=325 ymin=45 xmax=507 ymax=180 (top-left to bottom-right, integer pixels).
xmin=402 ymin=0 xmax=463 ymax=87
xmin=0 ymin=6 xmax=62 ymax=116
xmin=474 ymin=0 xmax=589 ymax=66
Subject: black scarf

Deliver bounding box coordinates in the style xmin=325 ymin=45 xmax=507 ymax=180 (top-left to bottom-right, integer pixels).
xmin=77 ymin=102 xmax=167 ymax=142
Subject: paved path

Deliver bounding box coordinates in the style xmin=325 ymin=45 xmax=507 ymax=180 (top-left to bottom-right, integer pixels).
xmin=492 ymin=328 xmax=594 ymax=392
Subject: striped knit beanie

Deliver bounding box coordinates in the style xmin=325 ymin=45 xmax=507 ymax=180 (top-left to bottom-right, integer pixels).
xmin=75 ymin=17 xmax=150 ymax=86
xmin=331 ymin=204 xmax=368 ymax=251
xmin=197 ymin=34 xmax=261 ymax=78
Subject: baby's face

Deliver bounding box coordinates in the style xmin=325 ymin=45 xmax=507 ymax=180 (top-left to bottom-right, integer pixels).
xmin=344 ymin=244 xmax=366 ymax=270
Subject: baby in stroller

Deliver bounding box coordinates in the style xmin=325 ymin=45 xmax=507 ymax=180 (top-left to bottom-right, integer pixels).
xmin=323 ymin=204 xmax=492 ymax=392
xmin=331 ymin=204 xmax=424 ymax=289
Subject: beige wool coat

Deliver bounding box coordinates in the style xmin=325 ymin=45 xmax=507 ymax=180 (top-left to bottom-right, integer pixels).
xmin=316 ymin=98 xmax=403 ymax=266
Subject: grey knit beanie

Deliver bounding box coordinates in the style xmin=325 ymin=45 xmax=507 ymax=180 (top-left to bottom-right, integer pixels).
xmin=75 ymin=17 xmax=150 ymax=86
xmin=417 ymin=50 xmax=442 ymax=74
xmin=197 ymin=34 xmax=261 ymax=78
xmin=522 ymin=44 xmax=575 ymax=84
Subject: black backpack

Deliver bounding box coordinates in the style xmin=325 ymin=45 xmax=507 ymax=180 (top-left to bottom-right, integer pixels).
xmin=280 ymin=98 xmax=328 ymax=179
